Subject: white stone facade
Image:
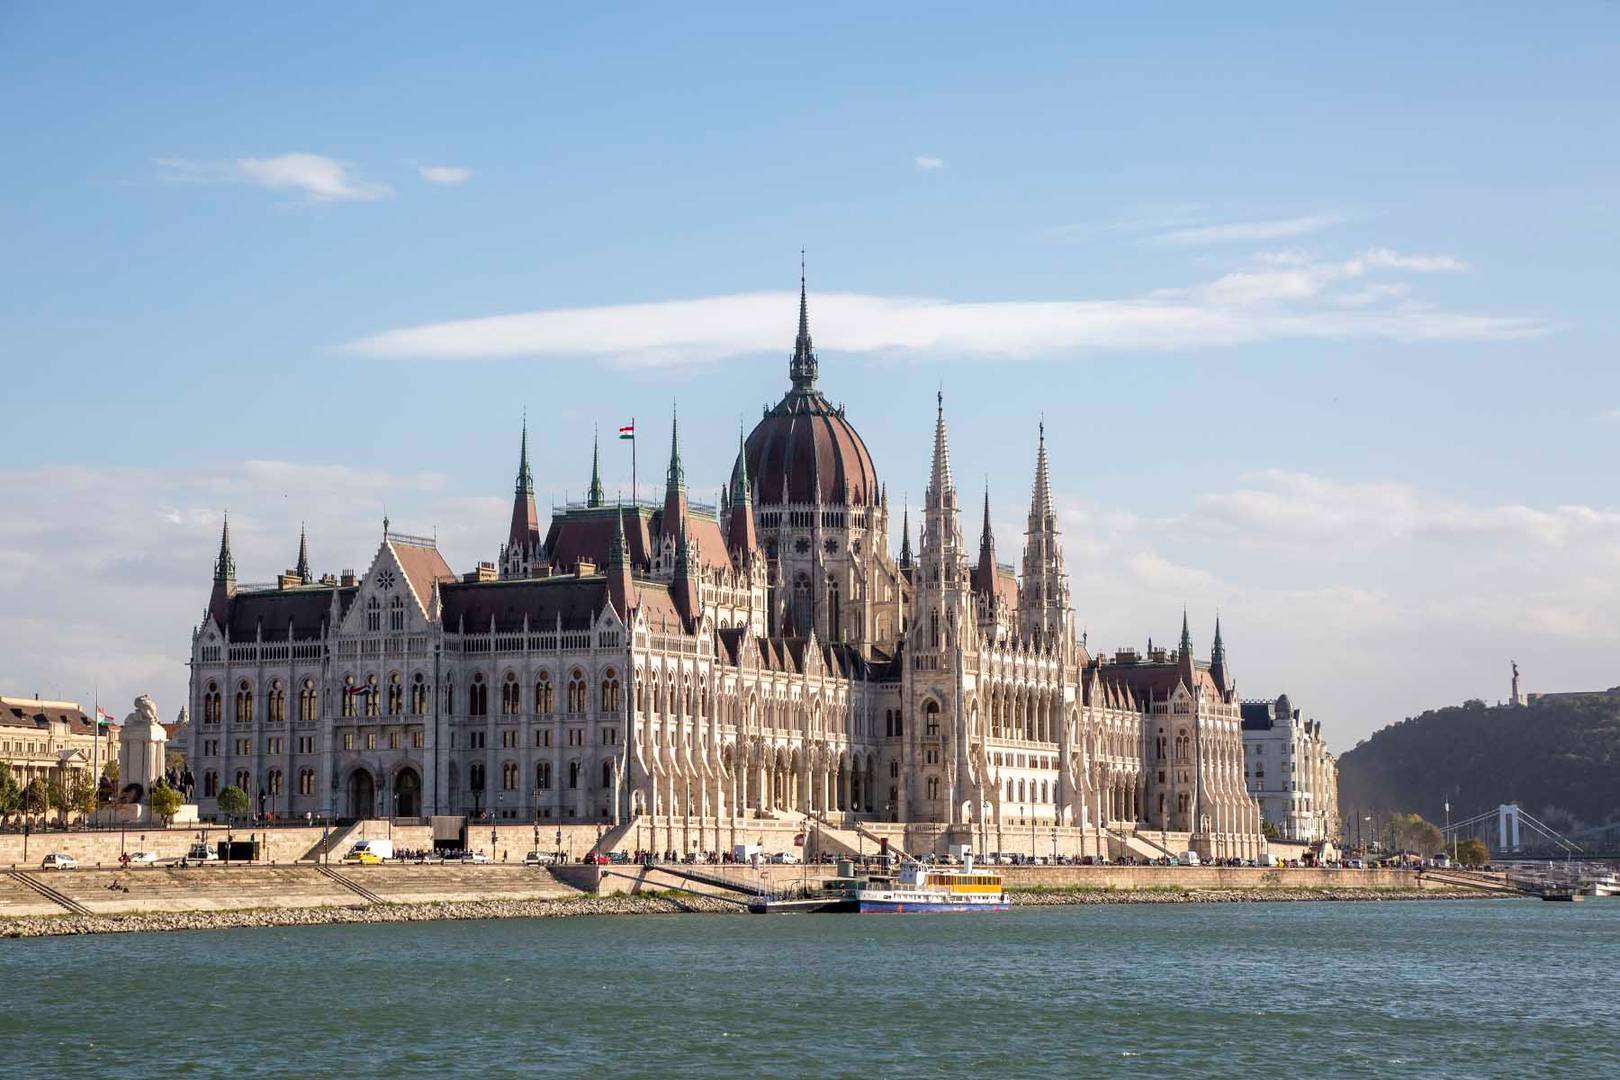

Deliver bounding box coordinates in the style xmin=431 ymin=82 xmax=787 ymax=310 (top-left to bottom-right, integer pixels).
xmin=1241 ymin=695 xmax=1341 ymax=844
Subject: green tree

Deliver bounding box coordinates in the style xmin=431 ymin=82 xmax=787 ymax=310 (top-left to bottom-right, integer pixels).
xmin=1261 ymin=820 xmax=1280 ymax=840
xmin=148 ymin=781 xmax=183 ymax=825
xmin=165 ymin=749 xmax=186 ymax=774
xmin=0 ymin=763 xmax=20 ymax=819
xmin=68 ymin=771 xmax=98 ymax=819
xmin=1389 ymin=812 xmax=1445 ymax=855
xmin=20 ymin=778 xmax=49 ymax=818
xmin=217 ymin=784 xmax=249 ymax=818
xmin=102 ymin=758 xmax=119 ymax=786
xmin=1455 ymin=838 xmax=1490 ymax=866
xmin=46 ymin=773 xmax=69 ymax=822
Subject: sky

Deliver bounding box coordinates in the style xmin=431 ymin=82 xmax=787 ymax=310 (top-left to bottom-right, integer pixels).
xmin=2 ymin=4 xmax=1618 ymax=752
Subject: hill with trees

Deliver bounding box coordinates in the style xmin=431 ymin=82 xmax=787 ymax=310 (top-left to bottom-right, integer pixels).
xmin=1337 ymin=692 xmax=1620 ymax=841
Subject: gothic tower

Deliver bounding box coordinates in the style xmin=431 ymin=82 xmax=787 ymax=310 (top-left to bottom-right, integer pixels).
xmin=1018 ymin=422 xmax=1072 ymax=657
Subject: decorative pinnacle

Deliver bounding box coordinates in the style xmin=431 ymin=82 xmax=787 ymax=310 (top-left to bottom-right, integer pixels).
xmin=296 ymin=521 xmax=310 ymax=581
xmin=789 ymin=251 xmax=818 ymax=391
xmin=1180 ymin=608 xmax=1193 ymax=656
xmin=516 ymin=413 xmax=534 ymax=496
xmin=587 ymin=425 xmax=605 ymax=508
xmin=981 ymin=483 xmax=994 ymax=551
xmin=214 ymin=511 xmax=235 ymax=583
xmin=928 ymin=390 xmax=954 ymax=499
xmin=666 ymin=404 xmax=685 ymax=490
xmin=729 ymin=421 xmax=751 ymax=506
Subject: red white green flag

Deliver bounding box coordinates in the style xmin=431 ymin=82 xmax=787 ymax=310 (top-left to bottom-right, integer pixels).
xmin=618 ymin=423 xmax=635 ymax=440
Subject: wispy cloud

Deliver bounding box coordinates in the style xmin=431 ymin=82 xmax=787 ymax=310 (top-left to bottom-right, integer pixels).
xmin=418 ymin=164 xmax=473 ymax=186
xmin=156 ymin=153 xmax=392 ymax=202
xmin=341 ymin=248 xmax=1541 ymax=366
xmin=1601 ymin=408 xmax=1620 ymax=424
xmin=914 ymin=155 xmax=945 ymax=170
xmin=1154 ymin=213 xmax=1344 ymax=246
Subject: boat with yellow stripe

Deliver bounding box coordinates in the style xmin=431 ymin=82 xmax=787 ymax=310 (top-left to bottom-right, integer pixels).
xmin=855 ymin=855 xmax=1007 ymax=913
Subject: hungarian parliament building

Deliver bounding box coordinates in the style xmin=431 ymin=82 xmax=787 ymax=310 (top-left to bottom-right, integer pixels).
xmin=187 ymin=280 xmax=1332 ymax=859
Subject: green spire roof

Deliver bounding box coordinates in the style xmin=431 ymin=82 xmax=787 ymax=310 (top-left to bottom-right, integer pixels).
xmin=515 ymin=415 xmax=534 ymax=496
xmin=587 ymin=427 xmax=605 ymax=508
xmin=666 ymin=406 xmax=685 ymax=491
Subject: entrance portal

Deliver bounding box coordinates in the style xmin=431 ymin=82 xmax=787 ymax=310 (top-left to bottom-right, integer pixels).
xmin=394 ymin=768 xmax=421 ymax=819
xmin=348 ymin=769 xmax=376 ymax=819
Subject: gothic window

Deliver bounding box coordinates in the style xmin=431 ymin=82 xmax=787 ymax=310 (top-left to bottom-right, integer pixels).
xmin=823 ymin=538 xmax=838 ymax=554
xmin=600 ymin=669 xmax=620 ymax=712
xmin=929 ymin=610 xmax=940 ymax=648
xmin=267 ymin=769 xmax=283 ymax=796
xmin=568 ymin=761 xmax=580 ymax=789
xmin=298 ymin=769 xmax=315 ymax=796
xmin=502 ymin=762 xmax=518 ymax=791
xmin=794 ymin=538 xmax=811 ymax=555
xmin=535 ymin=761 xmax=551 ymax=789
xmin=469 ymin=763 xmax=485 ymax=792
xmin=268 ymin=681 xmax=285 ymax=723
xmin=502 ymin=672 xmax=520 ymax=715
xmin=567 ymin=670 xmax=586 ymax=714
xmin=388 ymin=673 xmax=403 ymax=716
xmin=601 ymin=760 xmax=614 ymax=789
xmin=924 ymin=700 xmax=940 ymax=737
xmin=926 ymin=776 xmax=940 ymax=801
xmin=235 ymin=681 xmax=253 ymax=725
xmin=300 ymin=679 xmax=318 ymax=722
xmin=234 ymin=769 xmax=251 ymax=792
xmin=365 ymin=675 xmax=380 ymax=718
xmin=366 ymin=597 xmax=381 ymax=632
xmin=469 ymin=674 xmax=488 ymax=717
xmin=204 ymin=682 xmax=221 ymax=724
xmin=890 ymin=761 xmax=899 ymax=779
xmin=535 ymin=672 xmax=554 ymax=714
xmin=410 ymin=673 xmax=427 ymax=715
xmin=203 ymin=771 xmax=218 ymax=797
xmin=342 ymin=677 xmax=357 ymax=718
xmin=389 ymin=595 xmax=405 ymax=631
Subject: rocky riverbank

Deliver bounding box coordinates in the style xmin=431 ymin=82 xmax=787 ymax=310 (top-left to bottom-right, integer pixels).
xmin=1008 ymin=885 xmax=1506 ymax=905
xmin=1 ymin=885 xmax=1508 ymax=938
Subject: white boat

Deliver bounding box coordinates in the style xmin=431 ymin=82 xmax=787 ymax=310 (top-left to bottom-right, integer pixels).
xmin=855 ymin=856 xmax=1008 ymax=914
xmin=1581 ymin=871 xmax=1620 ymax=898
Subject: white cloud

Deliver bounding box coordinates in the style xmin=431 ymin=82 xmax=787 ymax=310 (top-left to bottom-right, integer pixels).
xmin=156 ymin=153 xmax=392 ymax=202
xmin=914 ymin=155 xmax=945 ymax=170
xmin=1154 ymin=214 xmax=1344 ymax=246
xmin=418 ymin=164 xmax=473 ymax=186
xmin=340 ymin=248 xmax=1541 ymax=366
xmin=1602 ymin=409 xmax=1620 ymax=424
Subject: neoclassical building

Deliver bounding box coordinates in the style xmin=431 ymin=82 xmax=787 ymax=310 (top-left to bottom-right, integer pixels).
xmin=1241 ymin=695 xmax=1341 ymax=845
xmin=187 ymin=279 xmax=1269 ymax=859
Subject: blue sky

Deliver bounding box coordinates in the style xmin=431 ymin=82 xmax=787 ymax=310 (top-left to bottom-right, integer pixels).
xmin=2 ymin=5 xmax=1617 ymax=749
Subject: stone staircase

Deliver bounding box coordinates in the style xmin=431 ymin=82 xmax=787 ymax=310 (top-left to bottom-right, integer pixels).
xmin=302 ymin=821 xmax=364 ymax=862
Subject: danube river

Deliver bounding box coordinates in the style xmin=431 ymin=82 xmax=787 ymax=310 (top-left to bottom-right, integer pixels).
xmin=5 ymin=899 xmax=1616 ymax=1078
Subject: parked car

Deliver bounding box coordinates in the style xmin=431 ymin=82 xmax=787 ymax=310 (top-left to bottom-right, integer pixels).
xmin=40 ymin=853 xmax=77 ymax=870
xmin=126 ymin=851 xmax=159 ymax=866
xmin=523 ymin=850 xmax=560 ymax=866
xmin=768 ymin=852 xmax=800 ymax=865
xmin=583 ymin=852 xmax=610 ymax=865
xmin=179 ymin=843 xmax=220 ymax=866
xmin=462 ymin=851 xmax=491 ymax=864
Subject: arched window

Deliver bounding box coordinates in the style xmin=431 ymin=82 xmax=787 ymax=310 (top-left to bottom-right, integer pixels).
xmin=502 ymin=673 xmax=520 ymax=715
xmin=601 ymin=760 xmax=614 ymax=789
xmin=502 ymin=762 xmax=518 ymax=791
xmin=365 ymin=675 xmax=380 ymax=718
xmin=204 ymin=682 xmax=221 ymax=724
xmin=203 ymin=771 xmax=219 ymax=797
xmin=298 ymin=769 xmax=315 ymax=796
xmin=235 ymin=681 xmax=253 ymax=724
xmin=389 ymin=595 xmax=405 ymax=631
xmin=300 ymin=679 xmax=318 ymax=722
xmin=926 ymin=776 xmax=940 ymax=801
xmin=342 ymin=676 xmax=357 ymax=718
xmin=410 ymin=673 xmax=427 ymax=715
xmin=468 ymin=763 xmax=485 ymax=792
xmin=600 ymin=669 xmax=620 ymax=712
xmin=469 ymin=674 xmax=487 ymax=717
xmin=366 ymin=597 xmax=381 ymax=632
xmin=924 ymin=700 xmax=940 ymax=737
xmin=234 ymin=769 xmax=251 ymax=792
xmin=535 ymin=672 xmax=554 ymax=715
xmin=535 ymin=762 xmax=551 ymax=789
xmin=567 ymin=670 xmax=586 ymax=714
xmin=268 ymin=680 xmax=285 ymax=723
xmin=388 ymin=673 xmax=403 ymax=716
xmin=568 ymin=761 xmax=580 ymax=789
xmin=267 ymin=769 xmax=283 ymax=796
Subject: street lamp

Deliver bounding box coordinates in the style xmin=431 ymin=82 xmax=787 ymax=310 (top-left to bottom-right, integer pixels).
xmin=493 ymin=794 xmax=503 ymax=859
xmin=532 ymin=790 xmax=541 ymax=858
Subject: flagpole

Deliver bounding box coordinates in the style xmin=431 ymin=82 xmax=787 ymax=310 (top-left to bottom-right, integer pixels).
xmin=631 ymin=415 xmax=637 ymax=507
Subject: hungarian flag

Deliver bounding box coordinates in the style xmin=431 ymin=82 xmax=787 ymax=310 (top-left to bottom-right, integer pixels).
xmin=345 ymin=686 xmax=371 ymax=698
xmin=618 ymin=423 xmax=635 ymax=440
xmin=95 ymin=708 xmax=116 ymax=727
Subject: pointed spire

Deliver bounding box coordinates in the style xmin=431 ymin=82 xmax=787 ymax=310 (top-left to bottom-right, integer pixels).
xmin=1210 ymin=615 xmax=1229 ymax=691
xmin=214 ymin=512 xmax=236 ymax=584
xmin=1180 ymin=609 xmax=1193 ymax=656
xmin=973 ymin=483 xmax=997 ymax=596
xmin=666 ymin=405 xmax=685 ymax=491
xmin=515 ymin=412 xmax=534 ymax=496
xmin=789 ymin=251 xmax=818 ymax=392
xmin=609 ymin=501 xmax=628 ymax=567
xmin=928 ymin=390 xmax=954 ymax=503
xmin=980 ymin=484 xmax=994 ymax=553
xmin=295 ymin=522 xmax=310 ymax=583
xmin=663 ymin=404 xmax=688 ymax=540
xmin=1030 ymin=419 xmax=1053 ymax=526
xmin=899 ymin=499 xmax=913 ymax=570
xmin=726 ymin=424 xmax=760 ymax=560
xmin=728 ymin=423 xmax=750 ymax=506
xmin=587 ymin=426 xmax=605 ymax=508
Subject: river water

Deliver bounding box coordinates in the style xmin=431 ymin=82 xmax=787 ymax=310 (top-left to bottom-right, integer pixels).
xmin=5 ymin=899 xmax=1616 ymax=1078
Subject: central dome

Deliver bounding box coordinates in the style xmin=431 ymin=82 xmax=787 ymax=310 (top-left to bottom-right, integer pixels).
xmin=743 ymin=280 xmax=879 ymax=507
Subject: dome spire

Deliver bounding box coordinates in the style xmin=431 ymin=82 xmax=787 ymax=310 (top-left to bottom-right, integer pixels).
xmin=295 ymin=521 xmax=310 ymax=583
xmin=587 ymin=425 xmax=605 ymax=508
xmin=789 ymin=250 xmax=818 ymax=392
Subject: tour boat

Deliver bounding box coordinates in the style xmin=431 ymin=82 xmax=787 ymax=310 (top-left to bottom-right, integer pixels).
xmin=855 ymin=857 xmax=1008 ymax=913
xmin=1581 ymin=871 xmax=1619 ymax=898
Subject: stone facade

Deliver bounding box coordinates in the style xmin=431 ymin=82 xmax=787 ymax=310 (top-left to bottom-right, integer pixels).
xmin=1240 ymin=695 xmax=1340 ymax=844
xmin=187 ymin=280 xmax=1285 ymax=860
xmin=1 ymin=695 xmax=117 ymax=821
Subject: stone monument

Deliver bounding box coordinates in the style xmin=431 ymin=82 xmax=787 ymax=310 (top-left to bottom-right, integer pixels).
xmin=115 ymin=694 xmax=198 ymax=824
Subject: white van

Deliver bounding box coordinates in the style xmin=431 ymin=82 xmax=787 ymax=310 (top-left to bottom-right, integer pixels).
xmin=345 ymin=839 xmax=394 ymax=863
xmin=1177 ymin=851 xmax=1202 ymax=867
xmin=1257 ymin=853 xmax=1278 ymax=868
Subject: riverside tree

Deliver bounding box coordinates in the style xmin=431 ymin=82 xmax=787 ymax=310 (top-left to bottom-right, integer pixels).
xmin=217 ymin=784 xmax=249 ymax=819
xmin=1455 ymin=838 xmax=1490 ymax=866
xmin=0 ymin=763 xmax=19 ymax=820
xmin=68 ymin=772 xmax=98 ymax=819
xmin=148 ymin=781 xmax=183 ymax=825
xmin=21 ymin=777 xmax=49 ymax=818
